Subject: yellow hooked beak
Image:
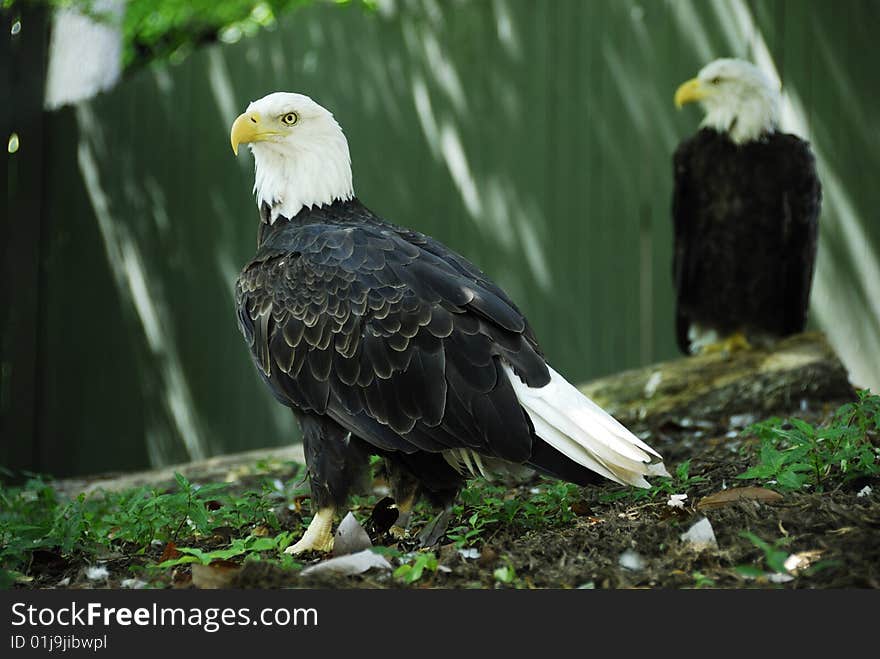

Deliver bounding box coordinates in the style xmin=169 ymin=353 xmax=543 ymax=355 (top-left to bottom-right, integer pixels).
xmin=230 ymin=111 xmax=275 ymax=155
xmin=674 ymin=77 xmax=711 ymax=109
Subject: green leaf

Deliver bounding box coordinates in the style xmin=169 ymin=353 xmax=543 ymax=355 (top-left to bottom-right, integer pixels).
xmin=154 ymin=555 xmax=201 ymax=568
xmin=494 ymin=565 xmax=516 ymax=583
xmin=740 ymin=531 xmax=771 ymax=553
xmin=675 ymin=459 xmax=692 ymax=482
xmin=393 ymin=564 xmax=413 ymax=581
xmin=735 ymin=565 xmax=765 ymax=578
xmin=173 ymin=472 xmax=190 ymax=492
xmin=790 ymin=418 xmax=815 ymax=437
xmin=766 ymin=550 xmax=789 ymax=574
xmin=776 ymin=470 xmax=808 ymax=490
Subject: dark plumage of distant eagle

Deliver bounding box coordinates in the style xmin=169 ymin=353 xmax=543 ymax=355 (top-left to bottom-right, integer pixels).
xmin=230 ymin=92 xmax=667 ymax=553
xmin=672 ymin=58 xmax=821 ymax=355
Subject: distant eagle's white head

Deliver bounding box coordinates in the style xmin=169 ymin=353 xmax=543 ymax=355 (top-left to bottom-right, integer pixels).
xmin=674 ymin=58 xmax=781 ymax=144
xmin=230 ymin=92 xmax=353 ymax=223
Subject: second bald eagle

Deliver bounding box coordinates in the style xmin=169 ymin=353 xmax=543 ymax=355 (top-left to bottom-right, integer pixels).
xmin=672 ymin=58 xmax=821 ymax=355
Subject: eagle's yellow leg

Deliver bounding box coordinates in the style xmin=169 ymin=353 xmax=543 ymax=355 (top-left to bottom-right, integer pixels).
xmin=389 ymin=494 xmax=416 ymax=540
xmin=700 ymin=331 xmax=751 ymax=355
xmin=285 ymin=506 xmax=335 ymax=554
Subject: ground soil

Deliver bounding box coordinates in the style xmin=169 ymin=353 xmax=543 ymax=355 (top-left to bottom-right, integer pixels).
xmin=18 ymin=397 xmax=879 ymax=590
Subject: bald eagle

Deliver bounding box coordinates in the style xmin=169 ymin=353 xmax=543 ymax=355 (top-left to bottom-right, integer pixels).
xmin=672 ymin=58 xmax=821 ymax=355
xmin=230 ymin=92 xmax=667 ymax=553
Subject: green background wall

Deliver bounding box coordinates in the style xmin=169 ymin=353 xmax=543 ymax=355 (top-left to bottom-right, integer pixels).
xmin=4 ymin=0 xmax=879 ymax=477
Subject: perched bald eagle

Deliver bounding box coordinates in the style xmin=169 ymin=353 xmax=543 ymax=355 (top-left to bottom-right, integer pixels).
xmin=672 ymin=58 xmax=821 ymax=355
xmin=230 ymin=92 xmax=667 ymax=553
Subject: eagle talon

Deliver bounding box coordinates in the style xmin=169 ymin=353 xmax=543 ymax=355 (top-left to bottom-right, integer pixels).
xmin=699 ymin=332 xmax=751 ymax=356
xmin=284 ymin=506 xmax=335 ymax=555
xmin=389 ymin=525 xmax=409 ymax=540
xmin=284 ymin=536 xmax=334 ymax=555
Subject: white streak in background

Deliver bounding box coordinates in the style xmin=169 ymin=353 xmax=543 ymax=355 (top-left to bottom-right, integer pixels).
xmin=405 ymin=20 xmax=481 ymax=219
xmin=119 ymin=243 xmax=162 ymax=353
xmin=212 ymin=250 xmax=241 ymax=299
xmin=44 ymin=0 xmax=125 ymax=110
xmin=364 ymin=50 xmax=406 ymax=127
xmin=493 ymin=0 xmax=521 ymax=59
xmin=207 ymin=49 xmax=238 ymax=127
xmin=411 ymin=76 xmax=441 ymax=159
xmin=439 ymin=123 xmax=483 ymax=218
xmin=422 ymin=0 xmax=445 ymax=27
xmin=482 ymin=180 xmax=517 ymax=252
xmin=483 ymin=178 xmax=552 ymax=291
xmin=679 ymin=0 xmax=880 ymax=391
xmin=375 ymin=0 xmax=397 ymax=19
xmin=143 ymin=177 xmax=170 ymax=236
xmin=152 ymin=67 xmax=174 ymax=96
xmin=145 ymin=428 xmax=167 ymax=469
xmin=516 ymin=209 xmax=553 ymax=291
xmin=405 ymin=11 xmax=551 ymax=292
xmin=812 ymin=34 xmax=878 ymax=152
xmin=669 ymin=0 xmax=713 ymax=62
xmin=421 ymin=32 xmax=467 ymax=114
xmin=77 ymin=105 xmax=208 ymax=463
xmin=207 ymin=194 xmax=295 ymax=439
xmin=603 ymin=45 xmax=650 ymax=133
xmin=605 ymin=10 xmax=683 ymax=151
xmin=709 ymin=0 xmax=754 ymax=59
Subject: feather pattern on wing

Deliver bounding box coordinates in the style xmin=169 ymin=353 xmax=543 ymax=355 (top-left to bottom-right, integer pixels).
xmin=237 ymin=198 xmax=665 ymax=489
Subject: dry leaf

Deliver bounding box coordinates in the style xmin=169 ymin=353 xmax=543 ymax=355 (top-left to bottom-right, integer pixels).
xmin=159 ymin=541 xmax=180 ymax=563
xmin=299 ymin=549 xmax=392 ymax=578
xmin=478 ymin=546 xmax=498 ymax=568
xmin=697 ymin=487 xmax=783 ymax=510
xmin=571 ymin=500 xmax=592 ymax=516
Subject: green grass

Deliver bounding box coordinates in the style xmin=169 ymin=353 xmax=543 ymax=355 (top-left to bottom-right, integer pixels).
xmin=393 ymin=551 xmax=438 ymax=584
xmin=0 ymin=467 xmax=308 ymax=587
xmin=737 ymin=531 xmax=792 ymax=576
xmin=6 ymin=392 xmax=873 ymax=588
xmin=447 ymin=479 xmax=581 ymax=548
xmin=0 ymin=464 xmax=584 ymax=587
xmin=598 ymin=459 xmax=708 ymax=504
xmin=737 ymin=390 xmax=880 ymax=491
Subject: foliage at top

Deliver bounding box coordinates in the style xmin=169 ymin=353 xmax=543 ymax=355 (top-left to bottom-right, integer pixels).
xmin=6 ymin=0 xmax=374 ymax=69
xmin=737 ymin=389 xmax=880 ymax=491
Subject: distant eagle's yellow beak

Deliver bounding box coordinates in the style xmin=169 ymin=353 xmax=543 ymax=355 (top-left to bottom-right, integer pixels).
xmin=231 ymin=111 xmax=268 ymax=155
xmin=674 ymin=78 xmax=710 ymax=108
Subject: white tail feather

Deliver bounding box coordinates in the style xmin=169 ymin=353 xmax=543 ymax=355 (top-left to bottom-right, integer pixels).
xmin=503 ymin=364 xmax=669 ymax=488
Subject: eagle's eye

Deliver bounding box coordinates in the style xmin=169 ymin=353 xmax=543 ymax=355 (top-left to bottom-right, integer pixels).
xmin=281 ymin=112 xmax=299 ymax=126
xmin=710 ymin=76 xmax=722 ymax=85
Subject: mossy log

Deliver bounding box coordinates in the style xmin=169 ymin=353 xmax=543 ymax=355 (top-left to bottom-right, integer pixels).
xmin=578 ymin=331 xmax=856 ymax=430
xmin=55 ymin=445 xmax=305 ymax=498
xmin=58 ymin=333 xmax=853 ymax=496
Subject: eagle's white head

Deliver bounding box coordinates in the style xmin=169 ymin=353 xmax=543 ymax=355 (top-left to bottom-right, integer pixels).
xmin=674 ymin=58 xmax=781 ymax=144
xmin=230 ymin=92 xmax=354 ymax=223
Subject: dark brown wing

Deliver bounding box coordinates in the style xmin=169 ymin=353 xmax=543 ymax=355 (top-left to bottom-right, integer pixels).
xmin=236 ymin=220 xmax=549 ymax=463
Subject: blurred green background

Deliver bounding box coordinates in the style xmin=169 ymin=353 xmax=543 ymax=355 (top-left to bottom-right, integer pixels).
xmin=3 ymin=0 xmax=879 ymax=477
